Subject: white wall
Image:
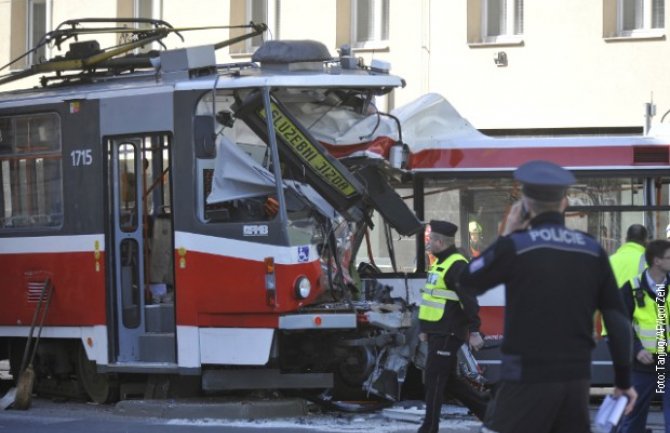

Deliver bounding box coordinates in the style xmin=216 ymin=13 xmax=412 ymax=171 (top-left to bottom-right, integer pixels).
xmin=426 ymin=0 xmax=670 ymax=129
xmin=2 ymin=0 xmax=670 ymax=132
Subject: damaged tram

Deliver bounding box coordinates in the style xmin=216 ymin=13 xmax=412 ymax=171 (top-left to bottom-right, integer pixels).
xmin=0 ymin=20 xmax=439 ymax=403
xmin=3 ymin=18 xmax=662 ymax=405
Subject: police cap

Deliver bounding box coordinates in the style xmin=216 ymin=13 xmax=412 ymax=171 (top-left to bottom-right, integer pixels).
xmin=430 ymin=220 xmax=458 ymax=237
xmin=514 ymin=160 xmax=576 ymax=202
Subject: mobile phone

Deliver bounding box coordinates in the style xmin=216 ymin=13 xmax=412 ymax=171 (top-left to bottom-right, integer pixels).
xmin=520 ymin=202 xmax=530 ymax=221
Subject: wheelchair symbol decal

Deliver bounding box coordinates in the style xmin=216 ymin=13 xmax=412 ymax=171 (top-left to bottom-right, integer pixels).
xmin=298 ymin=246 xmax=309 ymax=263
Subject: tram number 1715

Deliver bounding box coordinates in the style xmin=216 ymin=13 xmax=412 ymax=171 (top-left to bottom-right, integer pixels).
xmin=70 ymin=149 xmax=93 ymax=166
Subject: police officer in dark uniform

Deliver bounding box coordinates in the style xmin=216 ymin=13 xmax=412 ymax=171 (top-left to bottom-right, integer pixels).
xmin=458 ymin=160 xmax=637 ymax=433
xmin=418 ymin=220 xmax=486 ymax=433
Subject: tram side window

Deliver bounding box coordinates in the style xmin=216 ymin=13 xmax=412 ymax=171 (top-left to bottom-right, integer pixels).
xmin=0 ymin=113 xmax=63 ymax=230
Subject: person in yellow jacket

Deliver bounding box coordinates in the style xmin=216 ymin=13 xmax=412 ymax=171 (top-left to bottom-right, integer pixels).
xmin=619 ymin=239 xmax=670 ymax=433
xmin=610 ymin=224 xmax=648 ymax=288
xmin=417 ymin=220 xmax=484 ymax=433
xmin=601 ymin=224 xmax=648 ymax=336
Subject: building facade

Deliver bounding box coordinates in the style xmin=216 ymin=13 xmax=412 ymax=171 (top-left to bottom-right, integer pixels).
xmin=1 ymin=0 xmax=669 ymax=132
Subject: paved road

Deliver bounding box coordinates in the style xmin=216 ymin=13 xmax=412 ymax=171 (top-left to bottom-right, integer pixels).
xmin=0 ymin=398 xmax=481 ymax=433
xmin=0 ymin=395 xmax=666 ymax=433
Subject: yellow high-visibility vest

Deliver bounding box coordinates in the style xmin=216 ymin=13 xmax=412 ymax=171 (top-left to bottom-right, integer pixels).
xmin=611 ymin=242 xmax=647 ymax=288
xmin=630 ymin=274 xmax=669 ymax=355
xmin=602 ymin=242 xmax=647 ymax=336
xmin=418 ymin=253 xmax=467 ymax=322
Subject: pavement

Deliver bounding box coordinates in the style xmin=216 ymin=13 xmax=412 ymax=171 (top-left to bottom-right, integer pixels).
xmin=113 ymin=397 xmax=668 ymax=432
xmin=115 ymin=397 xmax=310 ymax=420
xmin=114 ymin=399 xmax=481 ymax=432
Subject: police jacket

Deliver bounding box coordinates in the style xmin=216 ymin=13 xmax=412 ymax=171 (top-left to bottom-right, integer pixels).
xmin=419 ymin=245 xmax=481 ymax=341
xmin=620 ymin=270 xmax=670 ymax=372
xmin=459 ymin=212 xmax=632 ymax=389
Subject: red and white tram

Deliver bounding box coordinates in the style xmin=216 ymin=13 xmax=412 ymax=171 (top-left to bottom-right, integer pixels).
xmin=0 ymin=20 xmax=424 ymax=403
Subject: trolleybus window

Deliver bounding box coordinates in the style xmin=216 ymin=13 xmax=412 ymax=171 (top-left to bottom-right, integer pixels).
xmin=567 ymin=176 xmax=670 ymax=254
xmin=0 ymin=113 xmax=63 ymax=229
xmin=357 ymin=175 xmax=670 ymax=273
xmin=354 ymin=187 xmax=417 ymax=273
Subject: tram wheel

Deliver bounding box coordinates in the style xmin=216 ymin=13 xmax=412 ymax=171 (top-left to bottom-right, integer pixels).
xmin=76 ymin=344 xmax=119 ymax=404
xmin=338 ymin=345 xmax=376 ymax=387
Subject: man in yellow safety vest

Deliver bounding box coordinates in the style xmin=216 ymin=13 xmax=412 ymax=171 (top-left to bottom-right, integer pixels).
xmin=610 ymin=224 xmax=648 ymax=288
xmin=601 ymin=224 xmax=648 ymax=336
xmin=620 ymin=239 xmax=670 ymax=433
xmin=417 ymin=220 xmax=484 ymax=433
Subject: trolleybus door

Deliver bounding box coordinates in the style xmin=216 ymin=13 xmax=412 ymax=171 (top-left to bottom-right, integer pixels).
xmin=109 ymin=138 xmax=146 ymax=362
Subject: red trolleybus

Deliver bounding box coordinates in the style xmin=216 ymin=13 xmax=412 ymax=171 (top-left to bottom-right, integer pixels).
xmin=356 ymin=93 xmax=670 ymax=384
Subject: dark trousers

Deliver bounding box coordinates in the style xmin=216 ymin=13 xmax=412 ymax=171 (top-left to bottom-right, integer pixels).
xmin=620 ymin=369 xmax=670 ymax=433
xmin=483 ymin=379 xmax=590 ymax=433
xmin=419 ymin=334 xmax=487 ymax=433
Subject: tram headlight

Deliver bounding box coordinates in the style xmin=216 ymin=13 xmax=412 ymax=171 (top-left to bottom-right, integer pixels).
xmin=295 ymin=276 xmax=311 ymax=299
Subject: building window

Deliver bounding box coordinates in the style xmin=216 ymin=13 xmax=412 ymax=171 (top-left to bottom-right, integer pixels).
xmin=27 ymin=0 xmax=48 ymax=65
xmin=135 ymin=0 xmax=154 ymax=21
xmin=482 ymin=0 xmax=523 ymax=41
xmin=134 ymin=0 xmax=162 ymax=50
xmin=0 ymin=113 xmax=63 ymax=230
xmin=246 ymin=0 xmax=279 ymax=52
xmin=351 ymin=0 xmax=389 ymax=48
xmin=618 ymin=0 xmax=665 ymax=35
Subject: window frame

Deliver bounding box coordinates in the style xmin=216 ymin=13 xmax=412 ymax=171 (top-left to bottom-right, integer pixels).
xmin=351 ymin=0 xmax=390 ymax=50
xmin=134 ymin=0 xmax=163 ymax=52
xmin=617 ymin=0 xmax=665 ymax=37
xmin=401 ymin=172 xmax=670 ymax=273
xmin=0 ymin=112 xmax=64 ymax=231
xmin=26 ymin=0 xmax=50 ymax=66
xmin=243 ymin=0 xmax=279 ymax=54
xmin=134 ymin=0 xmax=161 ymax=21
xmin=481 ymin=0 xmax=524 ymax=44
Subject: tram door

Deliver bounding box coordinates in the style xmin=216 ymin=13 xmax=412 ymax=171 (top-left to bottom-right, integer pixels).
xmin=107 ymin=134 xmax=174 ymax=363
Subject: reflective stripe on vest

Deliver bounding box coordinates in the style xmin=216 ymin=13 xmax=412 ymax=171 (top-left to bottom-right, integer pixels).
xmin=418 ymin=253 xmax=467 ymax=322
xmin=421 ymin=288 xmax=460 ymax=302
xmin=630 ymin=275 xmax=669 ymax=355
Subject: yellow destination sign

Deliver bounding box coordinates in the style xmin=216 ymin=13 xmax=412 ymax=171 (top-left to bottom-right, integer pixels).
xmin=259 ymin=102 xmax=358 ymax=198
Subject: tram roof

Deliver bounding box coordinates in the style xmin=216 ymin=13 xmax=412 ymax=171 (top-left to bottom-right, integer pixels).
xmin=0 ymin=67 xmax=403 ymax=110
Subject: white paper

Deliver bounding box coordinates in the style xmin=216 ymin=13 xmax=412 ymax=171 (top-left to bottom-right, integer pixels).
xmin=593 ymin=395 xmax=627 ymax=433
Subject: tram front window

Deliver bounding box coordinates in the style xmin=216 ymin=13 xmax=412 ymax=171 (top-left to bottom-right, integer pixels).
xmin=196 ymin=90 xmax=325 ymax=248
